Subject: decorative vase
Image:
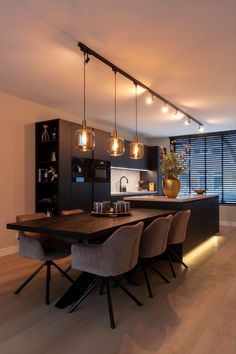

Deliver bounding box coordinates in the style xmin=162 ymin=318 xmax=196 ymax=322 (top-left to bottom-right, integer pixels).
xmin=162 ymin=177 xmax=181 ymax=198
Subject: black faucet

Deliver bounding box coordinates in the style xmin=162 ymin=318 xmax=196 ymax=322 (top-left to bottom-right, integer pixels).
xmin=120 ymin=176 xmax=128 ymax=192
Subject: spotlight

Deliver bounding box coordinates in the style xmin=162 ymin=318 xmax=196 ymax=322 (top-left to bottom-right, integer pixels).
xmin=146 ymin=95 xmax=154 ymax=105
xmin=198 ymin=124 xmax=204 ymax=132
xmin=184 ymin=117 xmax=191 ymax=125
xmin=161 ymin=102 xmax=168 ymax=113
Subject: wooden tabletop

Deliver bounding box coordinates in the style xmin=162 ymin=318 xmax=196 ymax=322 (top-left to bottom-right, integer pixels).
xmin=7 ymin=208 xmax=175 ymax=242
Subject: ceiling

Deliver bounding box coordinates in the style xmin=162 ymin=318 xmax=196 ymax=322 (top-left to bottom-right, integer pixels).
xmin=0 ymin=0 xmax=236 ymax=138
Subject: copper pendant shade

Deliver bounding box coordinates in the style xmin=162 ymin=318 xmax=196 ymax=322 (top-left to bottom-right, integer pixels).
xmin=107 ymin=71 xmax=125 ymax=157
xmin=129 ymin=84 xmax=144 ymax=160
xmin=75 ymin=52 xmax=95 ymax=152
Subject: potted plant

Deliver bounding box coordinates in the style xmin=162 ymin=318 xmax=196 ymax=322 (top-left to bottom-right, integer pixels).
xmin=160 ymin=142 xmax=190 ymax=198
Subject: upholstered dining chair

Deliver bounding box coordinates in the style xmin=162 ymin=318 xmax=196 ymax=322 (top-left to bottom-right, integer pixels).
xmin=139 ymin=214 xmax=173 ymax=298
xmin=68 ymin=222 xmax=144 ymax=329
xmin=166 ymin=210 xmax=191 ymax=278
xmin=61 ymin=209 xmax=85 ymax=273
xmin=15 ymin=213 xmax=74 ymax=305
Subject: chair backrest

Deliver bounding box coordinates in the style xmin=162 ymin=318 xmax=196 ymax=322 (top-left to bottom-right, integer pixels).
xmin=139 ymin=214 xmax=173 ymax=258
xmin=168 ymin=210 xmax=191 ymax=245
xmin=61 ymin=209 xmax=84 ymax=216
xmin=16 ymin=213 xmax=47 ymax=260
xmin=16 ymin=213 xmax=47 ymax=238
xmin=102 ymin=221 xmax=144 ymax=276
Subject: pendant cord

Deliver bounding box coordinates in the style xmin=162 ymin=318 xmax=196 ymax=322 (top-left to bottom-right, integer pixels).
xmin=83 ymin=52 xmax=86 ymax=123
xmin=135 ymin=84 xmax=138 ymax=136
xmin=114 ymin=71 xmax=117 ymax=130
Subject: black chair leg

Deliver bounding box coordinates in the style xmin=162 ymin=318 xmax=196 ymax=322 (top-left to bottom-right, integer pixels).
xmin=45 ymin=262 xmax=51 ymax=305
xmin=168 ymin=247 xmax=188 ymax=269
xmin=166 ymin=249 xmax=177 ymax=278
xmin=99 ymin=279 xmax=105 ymax=295
xmin=146 ymin=260 xmax=170 ymax=284
xmin=112 ymin=277 xmax=143 ymax=306
xmin=64 ymin=264 xmax=72 ymax=273
xmin=141 ymin=260 xmax=153 ymax=298
xmin=14 ymin=262 xmax=46 ymax=295
xmin=67 ymin=277 xmax=101 ymax=313
xmin=51 ymin=261 xmax=74 ymax=283
xmin=105 ymin=278 xmax=115 ymax=329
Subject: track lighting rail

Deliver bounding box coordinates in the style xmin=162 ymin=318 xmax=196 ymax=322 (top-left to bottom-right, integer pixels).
xmin=78 ymin=42 xmax=203 ymax=127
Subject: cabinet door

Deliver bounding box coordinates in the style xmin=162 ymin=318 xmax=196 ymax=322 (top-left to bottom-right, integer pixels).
xmin=71 ymin=183 xmax=93 ymax=211
xmin=93 ymin=182 xmax=111 ymax=202
xmin=93 ymin=128 xmax=111 ymax=160
xmin=110 ymin=140 xmax=130 ymax=168
xmin=71 ymin=122 xmax=93 ymax=159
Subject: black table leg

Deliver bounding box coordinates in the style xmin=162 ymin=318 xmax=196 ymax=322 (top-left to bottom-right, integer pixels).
xmin=54 ymin=272 xmax=96 ymax=309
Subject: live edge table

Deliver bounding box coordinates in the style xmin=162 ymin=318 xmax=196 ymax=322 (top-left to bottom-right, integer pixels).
xmin=7 ymin=208 xmax=175 ymax=308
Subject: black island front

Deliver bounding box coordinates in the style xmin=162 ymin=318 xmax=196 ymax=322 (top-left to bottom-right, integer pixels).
xmin=124 ymin=194 xmax=219 ymax=258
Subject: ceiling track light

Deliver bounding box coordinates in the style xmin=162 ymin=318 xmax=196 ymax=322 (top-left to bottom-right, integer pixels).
xmin=161 ymin=102 xmax=169 ymax=113
xmin=184 ymin=116 xmax=191 ymax=126
xmin=198 ymin=124 xmax=204 ymax=132
xmin=78 ymin=42 xmax=204 ymax=131
xmin=146 ymin=94 xmax=154 ymax=105
xmin=75 ymin=52 xmax=95 ymax=151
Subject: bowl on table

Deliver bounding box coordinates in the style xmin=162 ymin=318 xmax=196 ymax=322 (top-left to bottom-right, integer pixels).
xmin=194 ymin=189 xmax=206 ymax=195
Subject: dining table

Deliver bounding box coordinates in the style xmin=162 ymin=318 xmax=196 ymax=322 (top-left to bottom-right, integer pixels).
xmin=7 ymin=208 xmax=175 ymax=308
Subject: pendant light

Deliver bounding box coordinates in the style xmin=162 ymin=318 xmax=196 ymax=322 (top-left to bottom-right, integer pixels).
xmin=107 ymin=70 xmax=125 ymax=156
xmin=129 ymin=84 xmax=144 ymax=160
xmin=75 ymin=52 xmax=95 ymax=151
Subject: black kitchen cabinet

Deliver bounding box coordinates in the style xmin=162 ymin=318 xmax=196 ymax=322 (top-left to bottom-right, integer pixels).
xmin=93 ymin=128 xmax=111 ymax=160
xmin=93 ymin=182 xmax=111 ymax=202
xmin=35 ymin=119 xmax=71 ymax=215
xmin=110 ymin=140 xmax=131 ymax=168
xmin=71 ymin=183 xmax=93 ymax=211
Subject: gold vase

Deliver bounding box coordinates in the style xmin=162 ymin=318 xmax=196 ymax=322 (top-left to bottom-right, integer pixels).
xmin=162 ymin=177 xmax=181 ymax=198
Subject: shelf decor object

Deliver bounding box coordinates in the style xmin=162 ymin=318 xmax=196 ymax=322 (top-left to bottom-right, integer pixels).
xmin=75 ymin=52 xmax=95 ymax=152
xmin=129 ymin=84 xmax=144 ymax=160
xmin=160 ymin=143 xmax=190 ymax=198
xmin=41 ymin=125 xmax=49 ymax=142
xmin=107 ymin=70 xmax=125 ymax=156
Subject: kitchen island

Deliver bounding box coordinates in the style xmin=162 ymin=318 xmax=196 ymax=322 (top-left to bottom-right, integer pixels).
xmin=125 ymin=194 xmax=219 ymax=257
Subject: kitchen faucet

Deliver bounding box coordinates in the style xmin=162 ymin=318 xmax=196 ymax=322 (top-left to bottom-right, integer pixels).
xmin=119 ymin=176 xmax=128 ymax=192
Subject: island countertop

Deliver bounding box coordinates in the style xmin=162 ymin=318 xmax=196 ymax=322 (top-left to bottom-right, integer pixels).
xmin=124 ymin=193 xmax=218 ymax=203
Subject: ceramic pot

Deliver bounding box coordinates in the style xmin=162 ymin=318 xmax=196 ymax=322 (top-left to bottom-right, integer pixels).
xmin=162 ymin=177 xmax=181 ymax=198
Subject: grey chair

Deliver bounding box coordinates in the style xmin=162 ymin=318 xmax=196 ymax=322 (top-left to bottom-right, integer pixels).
xmin=166 ymin=210 xmax=191 ymax=277
xmin=15 ymin=213 xmax=74 ymax=304
xmin=139 ymin=215 xmax=173 ymax=298
xmin=61 ymin=209 xmax=85 ymax=273
xmin=68 ymin=222 xmax=144 ymax=329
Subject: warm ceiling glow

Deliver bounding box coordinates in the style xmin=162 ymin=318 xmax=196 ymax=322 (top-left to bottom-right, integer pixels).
xmin=172 ymin=110 xmax=184 ymax=120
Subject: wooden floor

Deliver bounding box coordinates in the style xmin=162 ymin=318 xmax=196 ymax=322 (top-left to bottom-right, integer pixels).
xmin=0 ymin=226 xmax=236 ymax=354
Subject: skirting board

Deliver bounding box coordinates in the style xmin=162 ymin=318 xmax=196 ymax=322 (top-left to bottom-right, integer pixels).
xmin=220 ymin=221 xmax=236 ymax=227
xmin=0 ymin=245 xmax=18 ymax=257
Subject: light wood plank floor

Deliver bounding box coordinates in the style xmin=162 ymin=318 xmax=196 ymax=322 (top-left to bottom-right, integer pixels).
xmin=0 ymin=226 xmax=236 ymax=354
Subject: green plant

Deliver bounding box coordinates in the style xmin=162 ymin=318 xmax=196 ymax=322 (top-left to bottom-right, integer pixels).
xmin=160 ymin=143 xmax=190 ymax=178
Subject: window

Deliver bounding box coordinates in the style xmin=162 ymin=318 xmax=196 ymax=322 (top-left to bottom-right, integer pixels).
xmin=171 ymin=131 xmax=236 ymax=204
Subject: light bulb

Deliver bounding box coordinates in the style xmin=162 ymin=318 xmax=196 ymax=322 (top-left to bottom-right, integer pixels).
xmin=112 ymin=138 xmax=119 ymax=153
xmin=184 ymin=117 xmax=191 ymax=125
xmin=161 ymin=103 xmax=168 ymax=113
xmin=199 ymin=125 xmax=204 ymax=132
xmin=146 ymin=96 xmax=153 ymax=105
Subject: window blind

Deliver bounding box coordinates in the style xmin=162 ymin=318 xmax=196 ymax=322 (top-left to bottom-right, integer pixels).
xmin=172 ymin=131 xmax=236 ymax=204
